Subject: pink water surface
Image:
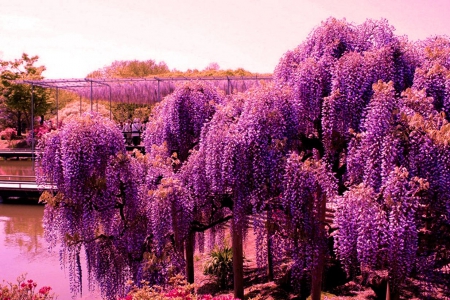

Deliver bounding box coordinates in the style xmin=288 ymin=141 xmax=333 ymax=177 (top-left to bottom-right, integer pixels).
xmin=0 ymin=204 xmax=100 ymax=299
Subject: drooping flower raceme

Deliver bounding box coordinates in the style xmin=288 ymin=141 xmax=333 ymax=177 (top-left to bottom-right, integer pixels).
xmin=36 ymin=113 xmax=148 ymax=299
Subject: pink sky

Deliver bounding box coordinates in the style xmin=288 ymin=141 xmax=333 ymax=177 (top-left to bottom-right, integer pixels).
xmin=0 ymin=0 xmax=449 ymax=78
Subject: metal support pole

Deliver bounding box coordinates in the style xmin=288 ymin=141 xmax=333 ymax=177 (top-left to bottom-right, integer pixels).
xmin=157 ymin=79 xmax=160 ymax=101
xmin=227 ymin=76 xmax=231 ymax=95
xmin=90 ymin=80 xmax=93 ymax=112
xmin=90 ymin=80 xmax=112 ymax=119
xmin=31 ymin=85 xmax=35 ymax=166
xmin=56 ymin=87 xmax=59 ymax=128
xmin=109 ymin=85 xmax=112 ymax=120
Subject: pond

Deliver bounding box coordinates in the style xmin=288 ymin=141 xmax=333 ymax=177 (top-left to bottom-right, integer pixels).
xmin=0 ymin=203 xmax=100 ymax=299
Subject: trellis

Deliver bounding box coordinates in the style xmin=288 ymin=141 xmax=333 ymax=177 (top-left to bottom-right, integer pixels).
xmin=19 ymin=76 xmax=272 ymax=157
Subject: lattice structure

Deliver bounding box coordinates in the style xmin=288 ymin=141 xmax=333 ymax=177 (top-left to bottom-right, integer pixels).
xmin=19 ymin=76 xmax=272 ymax=154
xmin=21 ymin=76 xmax=272 ymax=105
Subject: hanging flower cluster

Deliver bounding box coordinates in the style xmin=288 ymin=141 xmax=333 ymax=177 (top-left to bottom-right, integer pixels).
xmin=281 ymin=152 xmax=336 ymax=292
xmin=73 ymin=77 xmax=269 ymax=105
xmin=36 ymin=113 xmax=149 ymax=299
xmin=144 ymin=81 xmax=222 ymax=161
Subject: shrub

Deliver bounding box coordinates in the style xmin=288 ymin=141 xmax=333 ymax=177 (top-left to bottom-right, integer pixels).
xmin=203 ymin=245 xmax=234 ymax=290
xmin=122 ymin=275 xmax=239 ymax=300
xmin=25 ymin=124 xmax=51 ymax=146
xmin=0 ymin=127 xmax=17 ymax=145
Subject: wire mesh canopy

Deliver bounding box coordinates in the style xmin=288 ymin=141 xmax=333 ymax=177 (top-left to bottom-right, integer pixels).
xmin=21 ymin=76 xmax=272 ymax=105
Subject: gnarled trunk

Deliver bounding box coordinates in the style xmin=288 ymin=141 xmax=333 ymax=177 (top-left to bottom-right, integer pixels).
xmin=185 ymin=231 xmax=195 ymax=284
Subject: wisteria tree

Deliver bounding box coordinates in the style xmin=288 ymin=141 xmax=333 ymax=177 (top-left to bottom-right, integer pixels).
xmin=36 ymin=113 xmax=151 ymax=299
xmin=142 ymin=80 xmax=224 ymax=284
xmin=37 ymin=17 xmax=450 ymax=300
xmin=272 ymin=17 xmax=449 ymax=299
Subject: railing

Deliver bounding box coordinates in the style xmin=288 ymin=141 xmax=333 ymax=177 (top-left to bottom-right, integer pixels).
xmin=0 ymin=175 xmax=35 ymax=182
xmin=0 ymin=175 xmax=55 ymax=191
xmin=0 ymin=181 xmax=54 ymax=191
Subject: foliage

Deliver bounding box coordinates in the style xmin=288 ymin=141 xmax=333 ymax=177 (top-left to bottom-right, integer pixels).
xmin=281 ymin=152 xmax=336 ymax=293
xmin=161 ymin=67 xmax=263 ymax=78
xmin=0 ymin=127 xmax=17 ymax=144
xmin=25 ymin=124 xmax=51 ymax=146
xmin=111 ymin=103 xmax=152 ymax=124
xmin=82 ymin=59 xmax=270 ymax=106
xmin=87 ymin=59 xmax=170 ymax=78
xmin=203 ymin=245 xmax=234 ymax=289
xmin=132 ymin=106 xmax=152 ymax=123
xmin=0 ymin=53 xmax=50 ymax=135
xmin=87 ymin=58 xmax=268 ymax=79
xmin=45 ymin=89 xmax=80 ymax=121
xmin=0 ymin=275 xmax=55 ymax=300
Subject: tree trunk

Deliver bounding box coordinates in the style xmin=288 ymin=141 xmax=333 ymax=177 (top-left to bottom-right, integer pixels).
xmin=310 ymin=245 xmax=325 ymax=300
xmin=185 ymin=231 xmax=195 ymax=284
xmin=17 ymin=111 xmax=22 ymax=136
xmin=386 ymin=281 xmax=390 ymax=300
xmin=310 ymin=189 xmax=326 ymax=300
xmin=232 ymin=218 xmax=244 ymax=299
xmin=386 ymin=281 xmax=400 ymax=300
xmin=267 ymin=210 xmax=274 ymax=282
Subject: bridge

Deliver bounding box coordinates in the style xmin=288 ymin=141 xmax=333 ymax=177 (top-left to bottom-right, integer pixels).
xmin=0 ymin=144 xmax=145 ymax=203
xmin=0 ymin=175 xmax=55 ymax=203
xmin=0 ymin=146 xmax=145 ymax=160
xmin=0 ymin=149 xmax=35 ymax=159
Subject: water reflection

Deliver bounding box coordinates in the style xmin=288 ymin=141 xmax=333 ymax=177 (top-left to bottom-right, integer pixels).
xmin=0 ymin=160 xmax=35 ymax=177
xmin=1 ymin=204 xmax=45 ymax=258
xmin=0 ymin=204 xmax=99 ymax=299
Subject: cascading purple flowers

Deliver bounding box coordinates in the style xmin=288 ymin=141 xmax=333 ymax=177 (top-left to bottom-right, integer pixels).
xmin=34 ymin=17 xmax=450 ymax=300
xmin=36 ymin=113 xmax=149 ymax=299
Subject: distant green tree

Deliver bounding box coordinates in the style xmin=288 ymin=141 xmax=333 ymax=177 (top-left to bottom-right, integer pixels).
xmin=109 ymin=102 xmax=153 ymax=123
xmin=87 ymin=58 xmax=270 ymax=79
xmin=87 ymin=59 xmax=170 ymax=78
xmin=0 ymin=53 xmax=50 ymax=136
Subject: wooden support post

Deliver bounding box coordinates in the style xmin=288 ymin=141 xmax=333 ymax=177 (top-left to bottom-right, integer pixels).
xmin=232 ymin=218 xmax=244 ymax=299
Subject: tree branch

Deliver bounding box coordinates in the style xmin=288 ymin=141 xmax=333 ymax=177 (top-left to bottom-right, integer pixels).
xmin=191 ymin=215 xmax=233 ymax=232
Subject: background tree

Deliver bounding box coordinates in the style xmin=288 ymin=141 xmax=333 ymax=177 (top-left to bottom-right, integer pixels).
xmin=0 ymin=53 xmax=50 ymax=135
xmin=87 ymin=59 xmax=170 ymax=78
xmin=86 ymin=59 xmax=170 ymax=123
